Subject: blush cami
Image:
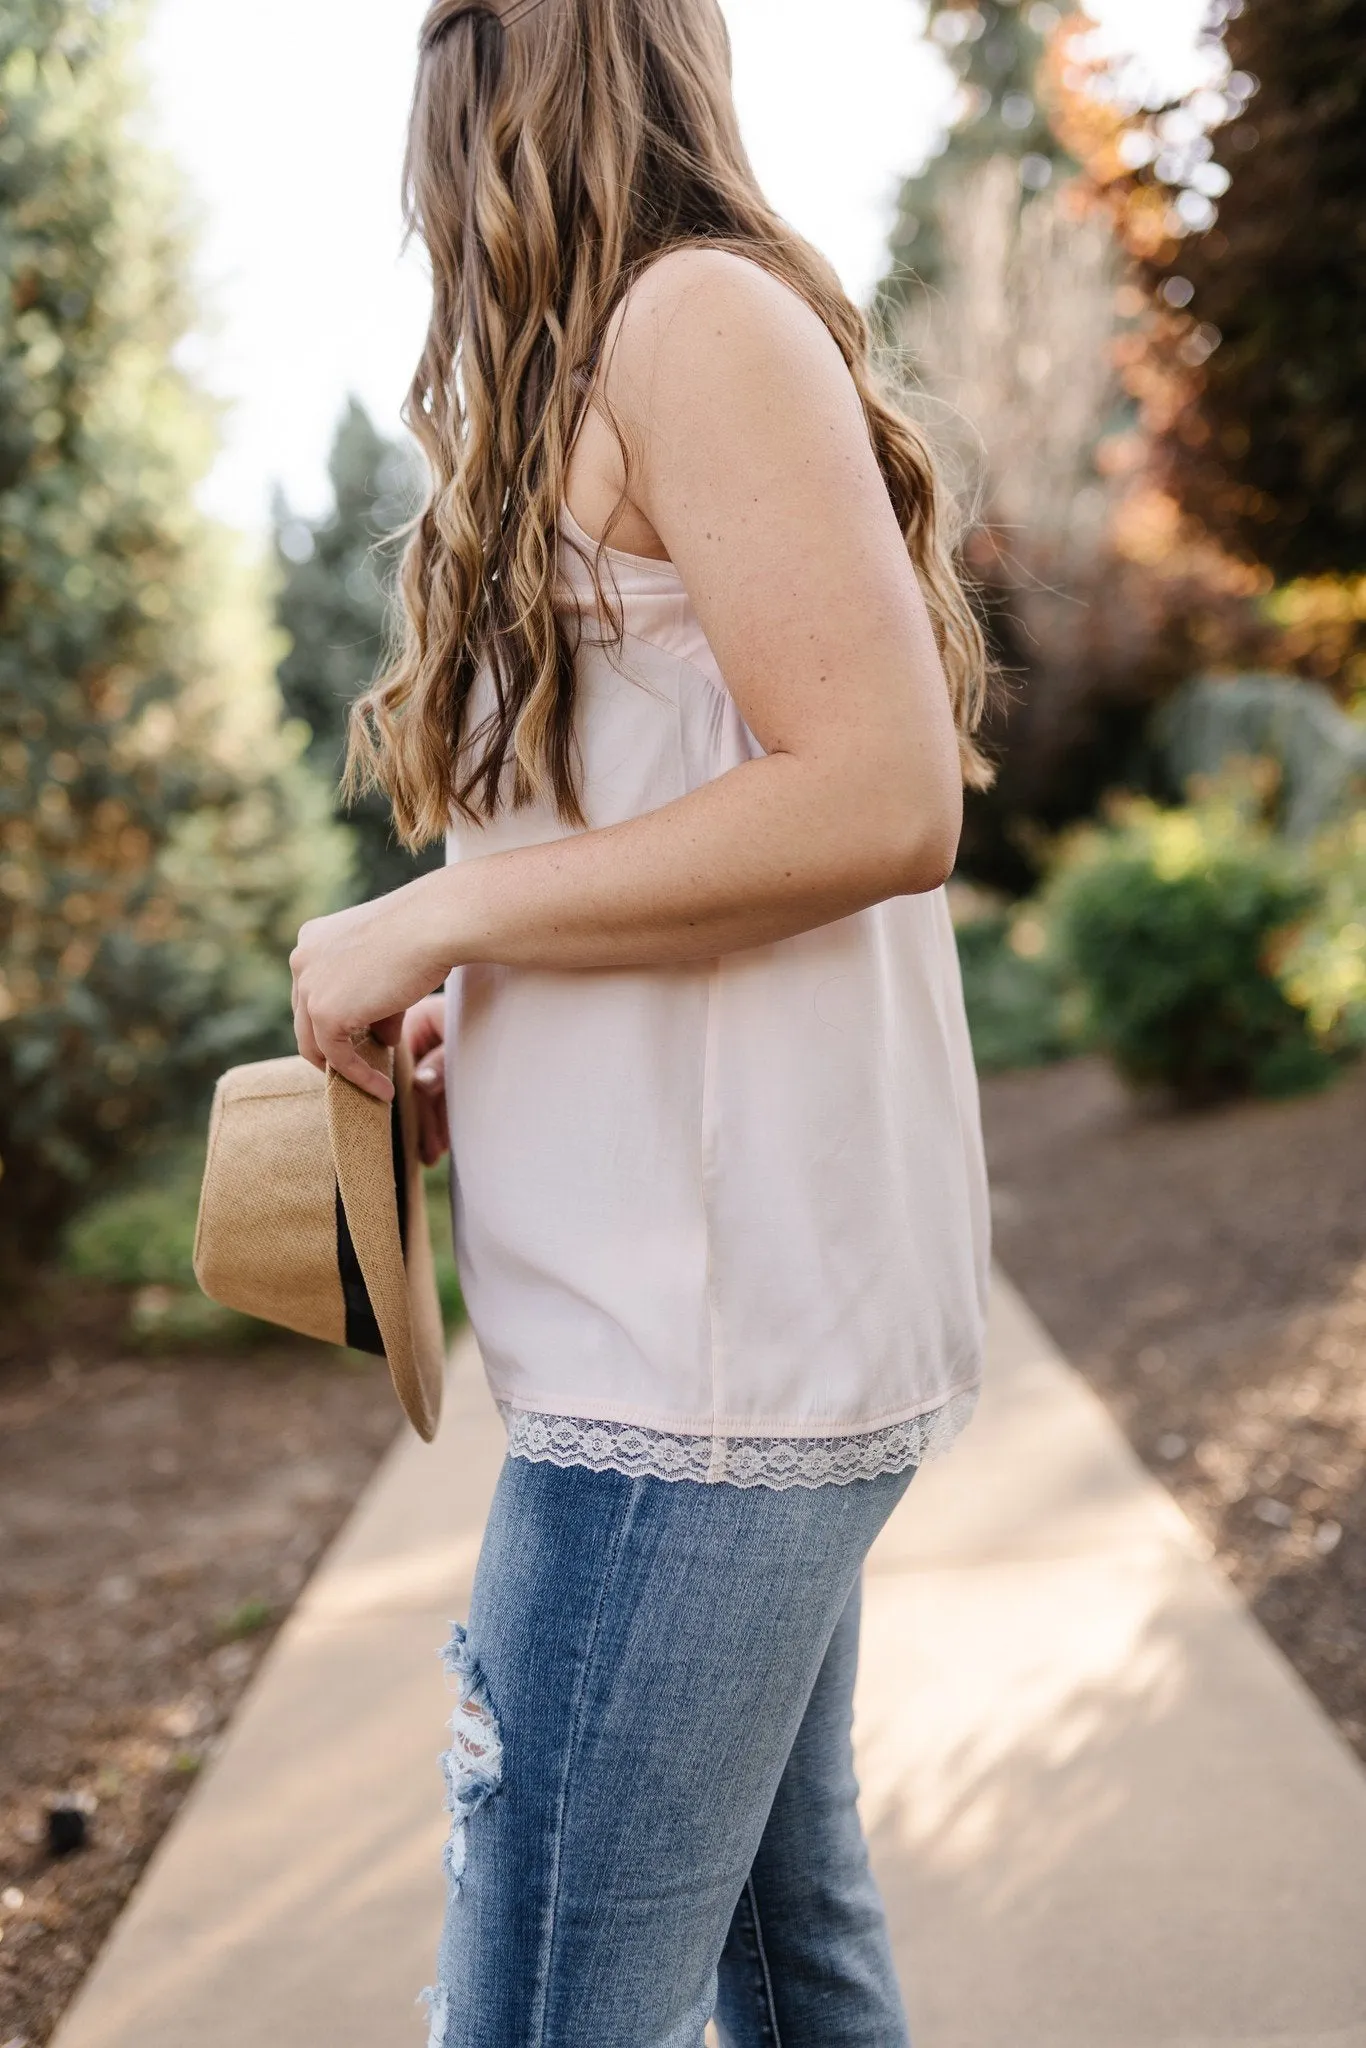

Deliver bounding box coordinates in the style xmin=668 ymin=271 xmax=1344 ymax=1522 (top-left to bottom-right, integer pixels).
xmin=442 ymin=505 xmax=991 ymax=1489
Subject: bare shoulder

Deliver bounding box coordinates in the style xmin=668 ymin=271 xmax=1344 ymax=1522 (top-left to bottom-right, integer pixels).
xmin=611 ymin=244 xmax=826 ymax=340
xmin=599 ymin=245 xmax=853 ymax=426
xmin=576 ymin=237 xmax=922 ymax=656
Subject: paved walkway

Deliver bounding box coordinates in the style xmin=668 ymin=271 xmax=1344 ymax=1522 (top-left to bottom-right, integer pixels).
xmin=52 ymin=1276 xmax=1366 ymax=2048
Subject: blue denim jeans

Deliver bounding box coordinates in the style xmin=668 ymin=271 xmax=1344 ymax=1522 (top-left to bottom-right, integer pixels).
xmin=423 ymin=1454 xmax=915 ymax=2047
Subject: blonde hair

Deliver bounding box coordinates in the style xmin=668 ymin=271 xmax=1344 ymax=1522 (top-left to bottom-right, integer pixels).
xmin=348 ymin=0 xmax=992 ymax=846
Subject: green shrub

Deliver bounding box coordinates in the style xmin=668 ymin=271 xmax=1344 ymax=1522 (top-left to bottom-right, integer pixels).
xmin=1044 ymin=796 xmax=1334 ymax=1105
xmin=64 ymin=1139 xmax=271 ymax=1348
xmin=954 ymin=912 xmax=1074 ymax=1073
xmin=1280 ymin=811 xmax=1366 ymax=1056
xmin=64 ymin=1140 xmax=465 ymax=1350
xmin=63 ymin=1143 xmax=203 ymax=1288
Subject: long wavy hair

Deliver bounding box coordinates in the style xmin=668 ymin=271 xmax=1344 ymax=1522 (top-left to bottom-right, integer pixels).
xmin=347 ymin=0 xmax=992 ymax=846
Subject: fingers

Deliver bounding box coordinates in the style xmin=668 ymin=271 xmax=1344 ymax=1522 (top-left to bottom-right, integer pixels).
xmin=292 ymin=981 xmax=325 ymax=1073
xmin=413 ymin=1043 xmax=448 ymax=1165
xmin=403 ymin=993 xmax=446 ymax=1062
xmin=414 ymin=1042 xmax=445 ymax=1095
xmin=289 ymin=916 xmax=415 ymax=1102
xmin=313 ymin=1020 xmax=396 ymax=1103
xmin=295 ymin=987 xmax=395 ymax=1099
xmin=416 ymin=1095 xmax=449 ymax=1167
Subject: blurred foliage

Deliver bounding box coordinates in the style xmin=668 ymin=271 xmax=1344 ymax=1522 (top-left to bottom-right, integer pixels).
xmin=1156 ymin=673 xmax=1366 ymax=841
xmin=904 ymin=2 xmax=1366 ymax=886
xmin=1047 ymin=21 xmax=1366 ymax=724
xmin=126 ymin=1285 xmax=268 ymax=1352
xmin=274 ymin=400 xmax=441 ymax=902
xmin=875 ymin=7 xmax=1226 ymax=888
xmin=1057 ymin=0 xmax=1366 ymax=582
xmin=64 ymin=1138 xmax=289 ymax=1346
xmin=1279 ymin=812 xmax=1366 ymax=1056
xmin=879 ymin=0 xmax=1072 ymax=313
xmin=63 ymin=1137 xmax=203 ymax=1287
xmin=64 ymin=1137 xmax=464 ymax=1347
xmin=1042 ymin=791 xmax=1336 ymax=1105
xmin=0 ymin=0 xmax=350 ymax=1274
xmin=957 ymin=736 xmax=1366 ymax=1101
xmin=1260 ymin=574 xmax=1366 ymax=710
xmin=954 ymin=907 xmax=1074 ymax=1073
xmin=425 ymin=1160 xmax=464 ymax=1332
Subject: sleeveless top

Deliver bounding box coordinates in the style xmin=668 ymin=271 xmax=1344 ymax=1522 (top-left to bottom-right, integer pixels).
xmin=442 ymin=504 xmax=991 ymax=1489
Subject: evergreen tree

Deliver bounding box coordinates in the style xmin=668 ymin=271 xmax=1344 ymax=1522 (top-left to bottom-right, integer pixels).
xmin=0 ymin=0 xmax=348 ymax=1272
xmin=274 ymin=400 xmax=440 ymax=902
xmin=879 ymin=0 xmax=1072 ymax=317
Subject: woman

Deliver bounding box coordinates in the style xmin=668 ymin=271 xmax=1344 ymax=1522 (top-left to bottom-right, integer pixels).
xmin=289 ymin=0 xmax=992 ymax=2038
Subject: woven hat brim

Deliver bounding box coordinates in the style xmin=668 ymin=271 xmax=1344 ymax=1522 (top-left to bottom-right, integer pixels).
xmin=327 ymin=1037 xmax=445 ymax=1442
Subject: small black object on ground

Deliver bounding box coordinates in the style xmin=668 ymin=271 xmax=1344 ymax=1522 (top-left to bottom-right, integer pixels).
xmin=46 ymin=1805 xmax=90 ymax=1857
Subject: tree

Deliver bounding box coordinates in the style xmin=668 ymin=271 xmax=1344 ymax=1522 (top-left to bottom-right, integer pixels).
xmin=1057 ymin=0 xmax=1366 ymax=582
xmin=274 ymin=400 xmax=440 ymax=902
xmin=878 ymin=0 xmax=1073 ymax=317
xmin=873 ymin=4 xmax=1295 ymax=884
xmin=876 ymin=5 xmax=1173 ymax=883
xmin=0 ymin=0 xmax=348 ymax=1272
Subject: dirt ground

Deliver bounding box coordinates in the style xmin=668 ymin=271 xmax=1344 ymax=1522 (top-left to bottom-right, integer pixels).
xmin=0 ymin=1298 xmax=400 ymax=2048
xmin=980 ymin=1055 xmax=1366 ymax=1766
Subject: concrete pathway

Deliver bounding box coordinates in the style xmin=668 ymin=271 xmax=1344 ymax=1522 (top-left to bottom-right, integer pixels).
xmin=51 ymin=1276 xmax=1366 ymax=2048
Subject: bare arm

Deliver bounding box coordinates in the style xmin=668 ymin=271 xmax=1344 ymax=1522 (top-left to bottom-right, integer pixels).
xmin=294 ymin=249 xmax=963 ymax=1095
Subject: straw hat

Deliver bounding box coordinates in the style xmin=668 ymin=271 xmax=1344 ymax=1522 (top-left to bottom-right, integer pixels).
xmin=193 ymin=1034 xmax=445 ymax=1441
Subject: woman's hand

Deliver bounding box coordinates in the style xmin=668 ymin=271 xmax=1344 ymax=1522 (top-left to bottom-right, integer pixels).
xmin=404 ymin=994 xmax=450 ymax=1166
xmin=290 ymin=874 xmax=451 ymax=1101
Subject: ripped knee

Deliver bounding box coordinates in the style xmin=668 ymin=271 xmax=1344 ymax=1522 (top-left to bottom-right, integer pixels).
xmin=419 ymin=1624 xmax=504 ymax=2047
xmin=435 ymin=1620 xmax=503 ymax=1892
xmin=419 ymin=1982 xmax=449 ymax=2048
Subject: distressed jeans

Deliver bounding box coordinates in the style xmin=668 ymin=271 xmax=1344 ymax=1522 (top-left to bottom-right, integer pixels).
xmin=422 ymin=1453 xmax=915 ymax=2047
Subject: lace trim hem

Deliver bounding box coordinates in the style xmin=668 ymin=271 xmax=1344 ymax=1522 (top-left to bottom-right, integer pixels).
xmin=497 ymin=1384 xmax=981 ymax=1491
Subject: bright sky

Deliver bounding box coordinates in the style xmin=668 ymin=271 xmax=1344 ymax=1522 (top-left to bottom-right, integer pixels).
xmin=143 ymin=0 xmax=1209 ymax=533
